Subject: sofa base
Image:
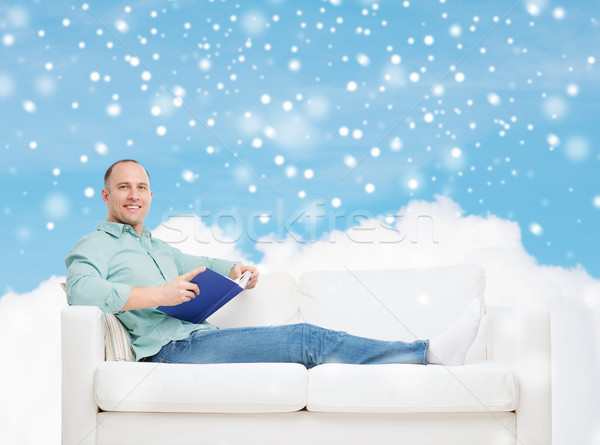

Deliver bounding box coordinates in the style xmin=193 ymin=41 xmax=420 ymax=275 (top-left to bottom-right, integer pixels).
xmin=96 ymin=411 xmax=516 ymax=445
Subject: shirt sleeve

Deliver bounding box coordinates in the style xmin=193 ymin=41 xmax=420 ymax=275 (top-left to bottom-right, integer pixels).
xmin=65 ymin=235 xmax=132 ymax=314
xmin=161 ymin=243 xmax=239 ymax=278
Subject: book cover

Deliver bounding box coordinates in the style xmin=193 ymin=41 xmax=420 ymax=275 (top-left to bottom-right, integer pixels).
xmin=156 ymin=267 xmax=250 ymax=324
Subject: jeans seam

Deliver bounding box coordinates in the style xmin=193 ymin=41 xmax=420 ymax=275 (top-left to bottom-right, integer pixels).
xmin=301 ymin=323 xmax=312 ymax=368
xmin=191 ymin=326 xmax=262 ymax=341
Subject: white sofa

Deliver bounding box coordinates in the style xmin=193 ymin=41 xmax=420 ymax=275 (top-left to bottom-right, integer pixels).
xmin=61 ymin=264 xmax=552 ymax=445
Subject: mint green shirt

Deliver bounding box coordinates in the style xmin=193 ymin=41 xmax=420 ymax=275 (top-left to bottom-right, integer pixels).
xmin=65 ymin=222 xmax=238 ymax=360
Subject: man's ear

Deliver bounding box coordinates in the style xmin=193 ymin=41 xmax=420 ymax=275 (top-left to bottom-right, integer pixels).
xmin=102 ymin=188 xmax=109 ymax=204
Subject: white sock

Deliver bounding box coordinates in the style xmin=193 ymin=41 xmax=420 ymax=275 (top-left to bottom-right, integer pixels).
xmin=464 ymin=314 xmax=489 ymax=363
xmin=428 ymin=299 xmax=482 ymax=366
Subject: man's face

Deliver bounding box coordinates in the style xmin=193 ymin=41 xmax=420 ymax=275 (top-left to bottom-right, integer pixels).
xmin=102 ymin=162 xmax=152 ymax=233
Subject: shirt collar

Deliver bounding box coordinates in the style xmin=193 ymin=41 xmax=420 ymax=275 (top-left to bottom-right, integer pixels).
xmin=97 ymin=221 xmax=151 ymax=239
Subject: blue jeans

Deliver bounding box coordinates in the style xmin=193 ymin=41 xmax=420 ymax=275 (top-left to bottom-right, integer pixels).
xmin=144 ymin=323 xmax=429 ymax=367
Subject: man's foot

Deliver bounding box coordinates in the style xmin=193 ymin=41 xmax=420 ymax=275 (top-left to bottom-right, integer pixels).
xmin=428 ymin=299 xmax=482 ymax=366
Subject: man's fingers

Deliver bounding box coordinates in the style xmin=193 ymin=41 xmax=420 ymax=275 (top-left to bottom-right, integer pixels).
xmin=180 ymin=266 xmax=206 ymax=281
xmin=248 ymin=271 xmax=259 ymax=288
xmin=229 ymin=264 xmax=242 ymax=280
xmin=179 ymin=282 xmax=199 ymax=296
xmin=178 ymin=290 xmax=197 ymax=304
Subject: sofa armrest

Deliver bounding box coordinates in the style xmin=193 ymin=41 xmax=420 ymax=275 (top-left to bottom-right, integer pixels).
xmin=486 ymin=304 xmax=551 ymax=445
xmin=61 ymin=305 xmax=104 ymax=445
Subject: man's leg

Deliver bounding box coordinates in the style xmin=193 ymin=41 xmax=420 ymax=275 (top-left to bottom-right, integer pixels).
xmin=149 ymin=323 xmax=428 ymax=367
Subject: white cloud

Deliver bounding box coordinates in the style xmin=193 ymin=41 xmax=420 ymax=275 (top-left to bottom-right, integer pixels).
xmin=1 ymin=196 xmax=599 ymax=444
xmin=0 ymin=276 xmax=66 ymax=444
xmin=152 ymin=215 xmax=251 ymax=263
xmin=254 ymin=196 xmax=522 ymax=274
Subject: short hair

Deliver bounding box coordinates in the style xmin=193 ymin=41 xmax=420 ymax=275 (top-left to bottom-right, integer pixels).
xmin=104 ymin=159 xmax=150 ymax=187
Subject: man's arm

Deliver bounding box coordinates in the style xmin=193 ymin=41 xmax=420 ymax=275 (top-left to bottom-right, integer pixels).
xmin=160 ymin=242 xmax=260 ymax=289
xmin=67 ymin=250 xmax=207 ymax=312
xmin=65 ymin=237 xmax=132 ymax=313
xmin=66 ymin=236 xmax=206 ymax=313
xmin=66 ymin=235 xmax=257 ymax=312
xmin=121 ymin=263 xmax=260 ymax=311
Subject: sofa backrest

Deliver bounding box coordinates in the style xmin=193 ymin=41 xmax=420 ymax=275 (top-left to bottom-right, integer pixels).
xmin=206 ymin=272 xmax=300 ymax=328
xmin=207 ymin=265 xmax=486 ymax=343
xmin=298 ymin=264 xmax=486 ymax=341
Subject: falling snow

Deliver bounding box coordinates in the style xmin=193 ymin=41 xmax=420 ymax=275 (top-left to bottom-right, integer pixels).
xmin=0 ymin=0 xmax=599 ymax=294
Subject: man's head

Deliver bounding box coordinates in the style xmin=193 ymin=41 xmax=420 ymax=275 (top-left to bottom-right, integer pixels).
xmin=102 ymin=160 xmax=152 ymax=234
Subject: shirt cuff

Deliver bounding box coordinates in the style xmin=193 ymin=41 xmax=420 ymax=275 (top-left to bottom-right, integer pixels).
xmin=107 ymin=282 xmax=134 ymax=313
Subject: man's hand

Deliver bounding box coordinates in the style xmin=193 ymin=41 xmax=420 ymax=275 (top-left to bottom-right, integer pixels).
xmin=229 ymin=264 xmax=260 ymax=289
xmin=123 ymin=266 xmax=206 ymax=311
xmin=158 ymin=267 xmax=205 ymax=306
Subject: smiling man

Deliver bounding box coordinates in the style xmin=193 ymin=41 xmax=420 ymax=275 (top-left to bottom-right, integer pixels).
xmin=65 ymin=159 xmax=481 ymax=366
xmin=66 ymin=159 xmax=259 ymax=361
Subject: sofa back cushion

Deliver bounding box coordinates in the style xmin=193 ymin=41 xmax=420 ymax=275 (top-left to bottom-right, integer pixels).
xmin=298 ymin=264 xmax=485 ymax=341
xmin=104 ymin=312 xmax=136 ymax=361
xmin=207 ymin=272 xmax=299 ymax=328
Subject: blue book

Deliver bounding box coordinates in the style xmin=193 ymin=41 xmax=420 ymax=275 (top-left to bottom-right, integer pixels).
xmin=157 ymin=267 xmax=251 ymax=324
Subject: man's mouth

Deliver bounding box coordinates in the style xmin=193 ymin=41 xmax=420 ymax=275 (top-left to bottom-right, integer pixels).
xmin=125 ymin=205 xmax=141 ymax=209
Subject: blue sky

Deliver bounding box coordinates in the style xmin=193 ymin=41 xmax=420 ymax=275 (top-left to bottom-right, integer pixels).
xmin=1 ymin=0 xmax=599 ymax=294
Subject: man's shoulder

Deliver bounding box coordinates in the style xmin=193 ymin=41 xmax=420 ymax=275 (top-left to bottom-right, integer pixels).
xmin=66 ymin=227 xmax=119 ymax=257
xmin=78 ymin=228 xmax=117 ymax=243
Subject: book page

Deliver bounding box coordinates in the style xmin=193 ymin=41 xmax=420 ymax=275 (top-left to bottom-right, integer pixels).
xmin=235 ymin=271 xmax=252 ymax=289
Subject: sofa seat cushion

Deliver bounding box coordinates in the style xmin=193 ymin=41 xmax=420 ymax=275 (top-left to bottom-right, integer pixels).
xmin=307 ymin=361 xmax=518 ymax=413
xmin=95 ymin=362 xmax=308 ymax=413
